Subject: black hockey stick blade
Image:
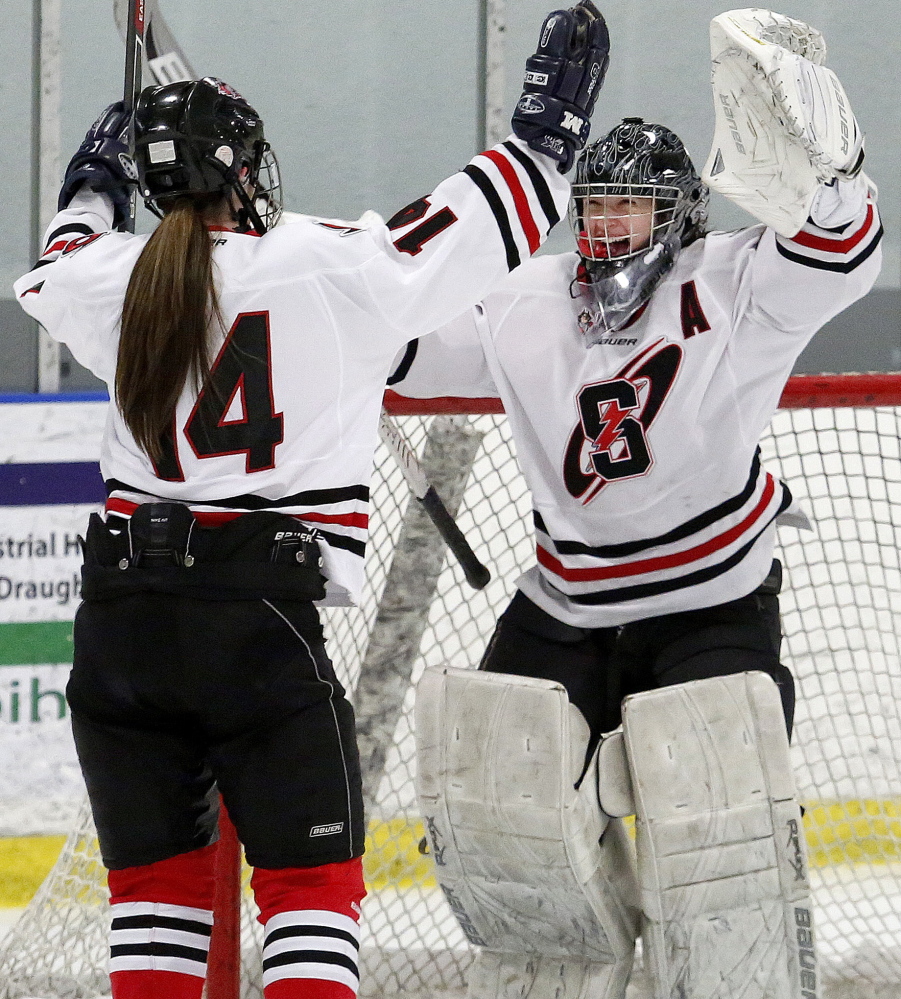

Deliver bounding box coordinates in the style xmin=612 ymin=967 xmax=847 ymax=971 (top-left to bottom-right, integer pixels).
xmin=378 ymin=410 xmax=491 ymax=590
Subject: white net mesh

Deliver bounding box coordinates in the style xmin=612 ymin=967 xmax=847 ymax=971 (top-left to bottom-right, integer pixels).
xmin=1 ymin=394 xmax=900 ymax=999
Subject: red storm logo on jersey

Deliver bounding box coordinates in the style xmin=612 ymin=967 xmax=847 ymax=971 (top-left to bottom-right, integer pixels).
xmin=60 ymin=233 xmax=106 ymax=257
xmin=563 ymin=339 xmax=683 ymax=505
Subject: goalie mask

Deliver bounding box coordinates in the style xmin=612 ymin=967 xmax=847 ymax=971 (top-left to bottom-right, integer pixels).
xmin=569 ymin=118 xmax=708 ymax=344
xmin=134 ymin=77 xmax=282 ymax=235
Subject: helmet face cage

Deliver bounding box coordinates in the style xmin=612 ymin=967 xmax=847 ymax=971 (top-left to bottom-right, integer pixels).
xmin=135 ymin=77 xmax=282 ymax=233
xmin=569 ymin=118 xmax=708 ymax=263
xmin=251 ymin=145 xmax=283 ymax=231
xmin=568 ymin=183 xmax=684 ymax=262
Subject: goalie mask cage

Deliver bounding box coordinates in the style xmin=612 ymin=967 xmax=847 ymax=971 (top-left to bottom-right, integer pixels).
xmin=1 ymin=372 xmax=900 ymax=999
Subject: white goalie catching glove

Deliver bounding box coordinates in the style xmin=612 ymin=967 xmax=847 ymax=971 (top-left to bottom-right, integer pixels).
xmin=702 ymin=8 xmax=867 ymax=236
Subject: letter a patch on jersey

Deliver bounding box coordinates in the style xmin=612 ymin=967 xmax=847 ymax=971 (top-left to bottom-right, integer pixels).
xmin=680 ymin=280 xmax=711 ymax=339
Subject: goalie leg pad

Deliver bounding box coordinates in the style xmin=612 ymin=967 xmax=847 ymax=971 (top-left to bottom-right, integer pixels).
xmin=415 ymin=666 xmax=640 ymax=999
xmin=466 ymin=950 xmax=624 ymax=999
xmin=622 ymin=671 xmax=816 ymax=999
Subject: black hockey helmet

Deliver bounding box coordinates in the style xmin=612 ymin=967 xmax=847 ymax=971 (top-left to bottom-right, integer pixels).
xmin=568 ymin=118 xmax=708 ymax=342
xmin=134 ymin=76 xmax=282 ymax=234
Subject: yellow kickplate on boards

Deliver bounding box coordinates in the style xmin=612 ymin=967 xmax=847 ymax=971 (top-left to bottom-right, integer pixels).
xmin=2 ymin=801 xmax=899 ymax=907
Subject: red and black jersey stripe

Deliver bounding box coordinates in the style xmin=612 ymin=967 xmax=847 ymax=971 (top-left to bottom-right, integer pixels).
xmin=30 ymin=222 xmax=98 ymax=270
xmin=104 ymin=479 xmax=370 ymax=557
xmin=562 ymin=512 xmax=788 ymax=606
xmin=534 ymin=458 xmax=792 ymax=605
xmin=463 ymin=141 xmax=562 ymax=272
xmin=536 ymin=451 xmax=765 ymax=559
xmin=776 ymin=200 xmax=883 ymax=273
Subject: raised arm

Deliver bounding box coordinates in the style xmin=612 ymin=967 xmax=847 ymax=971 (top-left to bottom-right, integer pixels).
xmin=701 ymin=8 xmax=881 ymax=327
xmin=351 ymin=2 xmax=610 ymax=336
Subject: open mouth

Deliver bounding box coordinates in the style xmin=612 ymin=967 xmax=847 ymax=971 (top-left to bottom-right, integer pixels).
xmin=577 ymin=234 xmax=632 ymax=259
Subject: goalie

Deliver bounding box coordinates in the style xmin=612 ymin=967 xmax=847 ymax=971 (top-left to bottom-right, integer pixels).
xmin=396 ymin=9 xmax=881 ymax=999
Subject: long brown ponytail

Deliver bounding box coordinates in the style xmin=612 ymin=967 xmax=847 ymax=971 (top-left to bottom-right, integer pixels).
xmin=115 ymin=196 xmax=224 ymax=464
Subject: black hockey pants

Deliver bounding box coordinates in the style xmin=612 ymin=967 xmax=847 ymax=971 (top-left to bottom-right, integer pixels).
xmin=480 ymin=560 xmax=795 ymax=751
xmin=67 ymin=506 xmax=364 ymax=871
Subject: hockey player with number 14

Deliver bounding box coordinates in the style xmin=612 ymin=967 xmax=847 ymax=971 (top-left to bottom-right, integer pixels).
xmin=403 ymin=10 xmax=882 ymax=999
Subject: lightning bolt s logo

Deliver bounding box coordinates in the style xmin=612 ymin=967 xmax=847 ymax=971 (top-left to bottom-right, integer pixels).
xmin=563 ymin=341 xmax=683 ymax=504
xmin=581 ymin=380 xmax=650 ymax=480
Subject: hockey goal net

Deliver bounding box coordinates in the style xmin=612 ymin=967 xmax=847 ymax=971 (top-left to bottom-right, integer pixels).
xmin=1 ymin=372 xmax=900 ymax=999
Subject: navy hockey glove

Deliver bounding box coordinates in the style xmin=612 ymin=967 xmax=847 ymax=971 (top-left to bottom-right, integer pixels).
xmin=58 ymin=102 xmax=138 ymax=227
xmin=512 ymin=1 xmax=610 ymax=172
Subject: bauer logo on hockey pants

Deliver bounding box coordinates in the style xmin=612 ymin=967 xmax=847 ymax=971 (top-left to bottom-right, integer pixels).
xmin=310 ymin=822 xmax=344 ymax=837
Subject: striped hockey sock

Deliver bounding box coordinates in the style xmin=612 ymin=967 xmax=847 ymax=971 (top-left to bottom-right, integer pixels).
xmin=252 ymin=856 xmax=366 ymax=999
xmin=107 ymin=843 xmax=217 ymax=999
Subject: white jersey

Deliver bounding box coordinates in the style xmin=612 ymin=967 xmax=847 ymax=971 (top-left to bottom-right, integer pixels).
xmin=14 ymin=137 xmax=569 ymax=604
xmin=391 ymin=181 xmax=882 ymax=627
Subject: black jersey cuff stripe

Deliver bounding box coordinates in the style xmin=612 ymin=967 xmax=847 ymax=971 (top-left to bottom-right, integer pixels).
xmin=501 ymin=141 xmax=560 ymax=229
xmin=535 ymin=453 xmax=763 ymax=559
xmin=111 ymin=914 xmax=212 ymax=936
xmin=775 ymin=224 xmax=883 ymax=273
xmin=387 ymin=339 xmax=419 ymax=386
xmin=104 ymin=479 xmax=370 ymax=509
xmin=810 ymin=218 xmax=854 ymax=235
xmin=110 ymin=942 xmax=210 ymax=962
xmin=562 ymin=487 xmax=791 ymax=605
xmin=264 ymin=925 xmax=359 ymax=948
xmin=262 ymin=950 xmax=359 ymax=976
xmin=463 ymin=165 xmax=521 ymax=271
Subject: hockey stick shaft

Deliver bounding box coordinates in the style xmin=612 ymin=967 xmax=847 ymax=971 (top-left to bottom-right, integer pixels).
xmin=120 ymin=0 xmax=145 ymax=233
xmin=378 ymin=411 xmax=491 ymax=590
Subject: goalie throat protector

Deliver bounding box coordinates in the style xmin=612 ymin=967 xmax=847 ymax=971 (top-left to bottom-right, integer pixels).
xmin=134 ymin=76 xmax=282 ymax=234
xmin=570 ymin=118 xmax=708 ymax=344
